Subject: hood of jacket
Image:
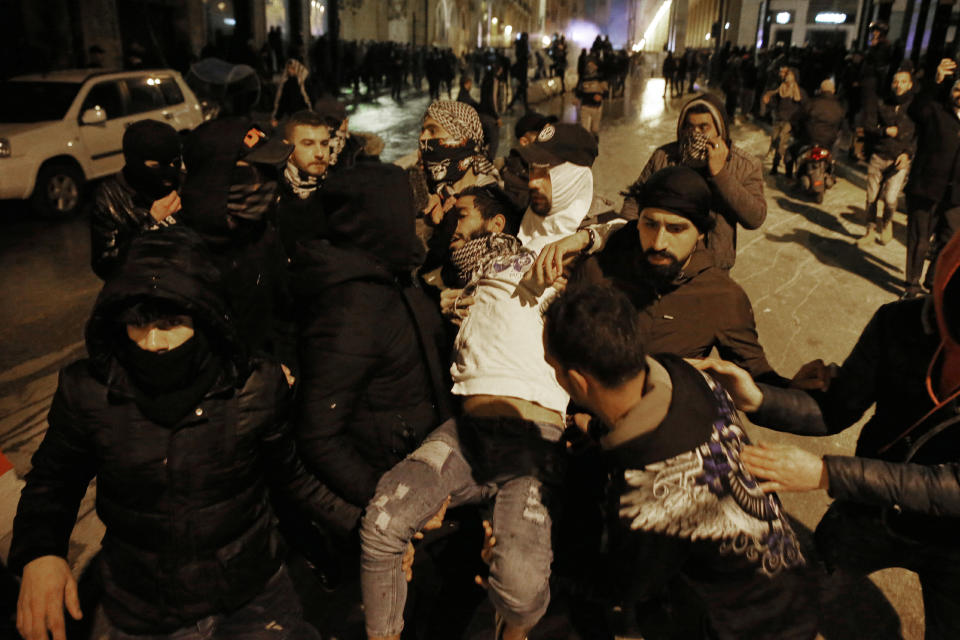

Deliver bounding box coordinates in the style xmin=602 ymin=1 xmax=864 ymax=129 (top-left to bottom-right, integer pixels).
xmin=517 ymin=161 xmax=593 ymax=253
xmin=85 ymin=225 xmax=243 ymax=382
xmin=292 ymin=163 xmax=422 ymax=292
xmin=676 ymin=93 xmax=731 ymax=146
xmin=931 ymin=230 xmax=960 ymax=400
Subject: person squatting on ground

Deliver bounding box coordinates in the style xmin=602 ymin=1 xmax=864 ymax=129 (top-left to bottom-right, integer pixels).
xmin=359 ymin=127 xmax=596 ymax=640
xmin=541 ymin=285 xmax=817 ymax=640
xmin=622 ymin=93 xmax=767 ymax=270
xmin=90 ymin=119 xmax=183 ymax=280
xmin=859 ymin=68 xmax=915 ymax=248
xmin=10 ymin=226 xmax=358 ymax=640
xmin=903 ymin=58 xmax=960 ymax=299
xmin=694 ymin=228 xmax=960 ymax=639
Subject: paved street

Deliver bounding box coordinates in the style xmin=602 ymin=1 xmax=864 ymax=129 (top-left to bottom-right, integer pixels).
xmin=0 ymin=76 xmax=924 ymax=638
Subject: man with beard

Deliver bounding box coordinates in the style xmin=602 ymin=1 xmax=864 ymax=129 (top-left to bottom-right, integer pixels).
xmin=515 ymin=122 xmax=597 ymax=253
xmin=859 ymin=69 xmax=915 ymax=247
xmin=90 ymin=120 xmax=183 ymax=279
xmin=417 ymin=100 xmax=501 ymax=272
xmin=621 ymin=93 xmax=766 ymax=270
xmin=571 ymin=166 xmax=785 ymax=385
xmin=903 ymin=58 xmax=960 ymax=299
xmin=360 ymin=139 xmax=593 ymax=640
xmin=277 ymin=110 xmax=334 ymax=256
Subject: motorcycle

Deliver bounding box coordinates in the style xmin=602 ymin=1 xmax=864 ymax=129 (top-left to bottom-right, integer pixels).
xmin=796 ymin=145 xmax=837 ymax=204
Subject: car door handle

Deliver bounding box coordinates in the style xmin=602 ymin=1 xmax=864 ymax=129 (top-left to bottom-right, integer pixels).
xmin=162 ymin=112 xmax=174 ymax=120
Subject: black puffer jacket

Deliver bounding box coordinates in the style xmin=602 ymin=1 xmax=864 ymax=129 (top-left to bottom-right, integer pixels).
xmin=291 ymin=164 xmax=451 ymax=507
xmin=90 ymin=173 xmax=178 ymax=280
xmin=752 ymin=298 xmax=960 ymax=544
xmin=9 ymin=227 xmax=359 ymax=634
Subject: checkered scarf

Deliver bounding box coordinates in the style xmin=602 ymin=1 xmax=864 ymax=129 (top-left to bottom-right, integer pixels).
xmin=444 ymin=232 xmax=524 ymax=288
xmin=422 ymin=100 xmax=498 ymax=185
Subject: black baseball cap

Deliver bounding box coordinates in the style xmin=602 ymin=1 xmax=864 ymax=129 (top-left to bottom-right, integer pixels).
xmin=514 ymin=111 xmax=558 ymax=140
xmin=517 ymin=122 xmax=598 ymax=168
xmin=240 ymin=124 xmax=294 ymax=167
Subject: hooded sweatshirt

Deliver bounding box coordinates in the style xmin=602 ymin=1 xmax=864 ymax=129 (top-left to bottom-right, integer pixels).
xmin=517 ymin=162 xmax=594 ymax=253
xmin=291 ymin=164 xmax=449 ymax=505
xmin=626 ymin=93 xmax=767 ymax=269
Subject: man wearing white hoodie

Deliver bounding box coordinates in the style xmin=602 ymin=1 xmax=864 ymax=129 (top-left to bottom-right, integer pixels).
xmin=360 ymin=125 xmax=596 ymax=640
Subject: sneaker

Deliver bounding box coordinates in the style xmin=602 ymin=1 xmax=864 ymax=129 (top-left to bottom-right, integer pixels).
xmin=857 ymin=224 xmax=877 ymax=247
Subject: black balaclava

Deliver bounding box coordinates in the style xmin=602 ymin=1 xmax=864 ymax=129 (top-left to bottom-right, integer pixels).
xmin=122 ymin=119 xmax=182 ymax=202
xmin=116 ymin=315 xmax=221 ymax=427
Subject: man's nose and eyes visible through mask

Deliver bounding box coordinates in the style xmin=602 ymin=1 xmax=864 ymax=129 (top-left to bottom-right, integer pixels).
xmin=528 ymin=163 xmax=552 ymax=216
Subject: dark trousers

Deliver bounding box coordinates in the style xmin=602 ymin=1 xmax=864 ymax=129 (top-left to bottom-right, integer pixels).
xmin=905 ymin=195 xmax=960 ymax=289
xmin=817 ymin=502 xmax=960 ymax=640
xmin=95 ymin=566 xmax=319 ymax=639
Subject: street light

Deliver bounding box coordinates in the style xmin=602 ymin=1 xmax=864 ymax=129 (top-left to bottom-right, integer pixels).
xmin=541 ymin=35 xmax=551 ymax=46
xmin=505 ymin=25 xmax=513 ymax=38
xmin=492 ymin=17 xmax=498 ymax=25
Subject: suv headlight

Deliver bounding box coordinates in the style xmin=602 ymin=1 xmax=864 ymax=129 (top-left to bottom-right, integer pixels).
xmin=0 ymin=138 xmax=10 ymax=158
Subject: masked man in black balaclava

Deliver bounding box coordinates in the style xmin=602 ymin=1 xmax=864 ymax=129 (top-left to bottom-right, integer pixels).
xmin=90 ymin=119 xmax=183 ymax=280
xmin=179 ymin=118 xmax=298 ymax=374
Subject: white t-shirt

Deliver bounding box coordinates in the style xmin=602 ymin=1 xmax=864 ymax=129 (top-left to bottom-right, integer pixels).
xmin=450 ymin=248 xmax=569 ymax=414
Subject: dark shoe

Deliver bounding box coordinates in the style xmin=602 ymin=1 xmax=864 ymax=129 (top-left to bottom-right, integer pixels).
xmin=770 ymin=165 xmax=778 ymax=175
xmin=901 ymin=285 xmax=923 ymax=300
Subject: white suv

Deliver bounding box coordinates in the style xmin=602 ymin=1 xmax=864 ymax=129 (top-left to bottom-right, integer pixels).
xmin=0 ymin=69 xmax=204 ymax=217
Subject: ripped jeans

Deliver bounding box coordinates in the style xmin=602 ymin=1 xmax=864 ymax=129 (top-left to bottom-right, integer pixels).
xmin=360 ymin=417 xmax=562 ymax=637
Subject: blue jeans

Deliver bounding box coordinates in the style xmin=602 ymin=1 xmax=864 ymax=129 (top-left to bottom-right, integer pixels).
xmin=360 ymin=417 xmax=560 ymax=637
xmin=93 ymin=566 xmax=319 ymax=640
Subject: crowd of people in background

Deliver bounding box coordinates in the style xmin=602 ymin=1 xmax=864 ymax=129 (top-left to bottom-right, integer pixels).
xmin=6 ymin=17 xmax=960 ymax=640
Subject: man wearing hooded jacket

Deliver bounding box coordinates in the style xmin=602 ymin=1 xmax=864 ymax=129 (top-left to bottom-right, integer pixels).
xmin=621 ymin=93 xmax=766 ymax=270
xmin=695 ymin=228 xmax=960 ymax=639
xmin=90 ymin=119 xmax=183 ymax=280
xmin=10 ymin=226 xmax=359 ymax=640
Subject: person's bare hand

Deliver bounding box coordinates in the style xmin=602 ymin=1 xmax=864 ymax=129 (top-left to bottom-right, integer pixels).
xmin=686 ymin=357 xmax=763 ymax=412
xmin=895 ymin=153 xmax=910 ymax=171
xmin=149 ymin=191 xmax=181 ymax=222
xmin=789 ymin=359 xmax=836 ymax=391
xmin=18 ymin=555 xmax=82 ymax=640
xmin=937 ymin=58 xmax=957 ymax=84
xmin=440 ymin=289 xmax=474 ymax=325
xmin=522 ymin=231 xmax=590 ymax=291
xmin=474 ymin=519 xmax=496 ymax=589
xmin=707 ymin=136 xmax=729 ymax=176
xmin=741 ymin=442 xmax=828 ymax=493
xmin=405 ymin=496 xmax=451 ymax=583
xmin=402 ymin=542 xmax=416 ymax=582
xmin=280 ymin=363 xmax=295 ymax=388
xmin=422 ymin=495 xmax=451 ymax=532
xmin=885 ymin=126 xmax=899 ymax=138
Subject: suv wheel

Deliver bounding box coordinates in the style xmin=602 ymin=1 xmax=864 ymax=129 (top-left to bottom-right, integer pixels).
xmin=31 ymin=162 xmax=84 ymax=217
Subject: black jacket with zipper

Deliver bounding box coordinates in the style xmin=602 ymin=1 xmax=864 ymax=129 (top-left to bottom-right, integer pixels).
xmin=8 ymin=226 xmax=359 ymax=634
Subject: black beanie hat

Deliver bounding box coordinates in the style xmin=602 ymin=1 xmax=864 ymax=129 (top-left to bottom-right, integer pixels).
xmin=641 ymin=166 xmax=714 ymax=233
xmin=122 ymin=119 xmax=180 ymax=165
